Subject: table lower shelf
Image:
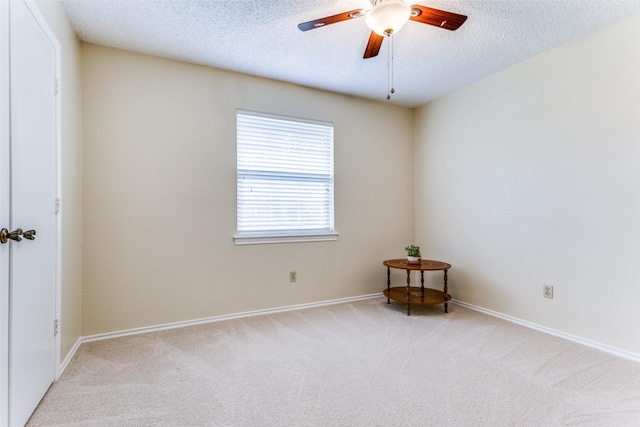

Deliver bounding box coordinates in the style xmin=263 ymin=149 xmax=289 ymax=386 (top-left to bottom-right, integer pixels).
xmin=383 ymin=287 xmax=451 ymax=308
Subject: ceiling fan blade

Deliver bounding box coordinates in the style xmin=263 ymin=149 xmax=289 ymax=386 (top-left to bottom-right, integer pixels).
xmin=363 ymin=31 xmax=384 ymax=59
xmin=409 ymin=5 xmax=467 ymax=31
xmin=298 ymin=9 xmax=365 ymax=31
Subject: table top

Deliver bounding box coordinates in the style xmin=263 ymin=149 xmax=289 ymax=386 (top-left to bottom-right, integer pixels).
xmin=383 ymin=259 xmax=451 ymax=271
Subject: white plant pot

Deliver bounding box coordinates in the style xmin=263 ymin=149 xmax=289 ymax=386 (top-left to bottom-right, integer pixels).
xmin=407 ymin=256 xmax=421 ymax=264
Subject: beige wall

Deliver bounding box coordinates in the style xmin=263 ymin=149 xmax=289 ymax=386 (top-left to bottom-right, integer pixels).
xmin=35 ymin=0 xmax=83 ymax=363
xmin=81 ymin=44 xmax=415 ymax=335
xmin=36 ymin=1 xmax=638 ymax=356
xmin=414 ymin=13 xmax=640 ymax=355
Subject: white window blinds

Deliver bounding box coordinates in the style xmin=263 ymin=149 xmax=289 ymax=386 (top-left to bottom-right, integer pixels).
xmin=236 ymin=110 xmax=335 ymax=244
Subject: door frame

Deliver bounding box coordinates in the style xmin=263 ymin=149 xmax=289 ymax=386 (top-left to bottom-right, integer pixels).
xmin=0 ymin=1 xmax=62 ymax=424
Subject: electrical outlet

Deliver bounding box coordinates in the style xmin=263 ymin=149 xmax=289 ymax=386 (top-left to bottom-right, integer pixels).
xmin=289 ymin=271 xmax=297 ymax=283
xmin=543 ymin=285 xmax=553 ymax=299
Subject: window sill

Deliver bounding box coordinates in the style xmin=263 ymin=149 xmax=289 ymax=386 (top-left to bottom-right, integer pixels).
xmin=234 ymin=232 xmax=338 ymax=246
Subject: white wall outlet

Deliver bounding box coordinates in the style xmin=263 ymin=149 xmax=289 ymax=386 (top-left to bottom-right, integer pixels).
xmin=543 ymin=285 xmax=554 ymax=299
xmin=289 ymin=271 xmax=297 ymax=282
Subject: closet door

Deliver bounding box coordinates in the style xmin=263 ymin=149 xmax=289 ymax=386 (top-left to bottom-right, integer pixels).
xmin=2 ymin=1 xmax=58 ymax=425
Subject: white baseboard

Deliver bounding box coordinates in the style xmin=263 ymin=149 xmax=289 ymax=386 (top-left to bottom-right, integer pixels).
xmin=57 ymin=294 xmax=637 ymax=378
xmin=81 ymin=293 xmax=383 ymax=344
xmin=452 ymin=299 xmax=640 ymax=363
xmin=57 ymin=294 xmax=381 ymax=378
xmin=56 ymin=337 xmax=82 ymax=380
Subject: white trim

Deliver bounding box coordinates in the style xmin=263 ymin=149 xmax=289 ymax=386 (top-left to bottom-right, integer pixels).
xmin=50 ymin=294 xmax=640 ymax=383
xmin=57 ymin=337 xmax=81 ymax=377
xmin=0 ymin=2 xmax=11 ymax=424
xmin=234 ymin=232 xmax=338 ymax=245
xmin=452 ymin=300 xmax=640 ymax=363
xmin=83 ymin=293 xmax=381 ymax=343
xmin=237 ymin=108 xmax=333 ymax=128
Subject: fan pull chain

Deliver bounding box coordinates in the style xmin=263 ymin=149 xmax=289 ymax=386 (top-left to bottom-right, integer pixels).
xmin=387 ymin=35 xmax=395 ymax=100
xmin=391 ymin=34 xmax=395 ymax=96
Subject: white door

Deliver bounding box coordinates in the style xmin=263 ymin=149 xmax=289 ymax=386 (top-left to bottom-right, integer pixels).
xmin=5 ymin=1 xmax=58 ymax=425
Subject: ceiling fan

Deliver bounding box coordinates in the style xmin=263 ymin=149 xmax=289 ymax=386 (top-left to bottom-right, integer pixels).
xmin=298 ymin=0 xmax=468 ymax=59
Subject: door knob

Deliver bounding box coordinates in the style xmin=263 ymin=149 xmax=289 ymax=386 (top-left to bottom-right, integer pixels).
xmin=0 ymin=228 xmax=35 ymax=244
xmin=22 ymin=229 xmax=36 ymax=240
xmin=1 ymin=228 xmax=21 ymax=243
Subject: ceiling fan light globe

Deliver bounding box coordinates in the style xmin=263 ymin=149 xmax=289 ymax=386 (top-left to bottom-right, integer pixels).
xmin=365 ymin=0 xmax=411 ymax=36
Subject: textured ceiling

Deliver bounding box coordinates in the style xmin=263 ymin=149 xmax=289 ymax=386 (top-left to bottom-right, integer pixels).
xmin=61 ymin=0 xmax=640 ymax=108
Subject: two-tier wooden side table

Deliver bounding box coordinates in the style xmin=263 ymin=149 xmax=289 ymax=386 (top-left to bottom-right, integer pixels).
xmin=383 ymin=259 xmax=452 ymax=316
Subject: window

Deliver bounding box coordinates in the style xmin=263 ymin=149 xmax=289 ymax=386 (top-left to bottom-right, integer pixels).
xmin=235 ymin=109 xmax=336 ymax=245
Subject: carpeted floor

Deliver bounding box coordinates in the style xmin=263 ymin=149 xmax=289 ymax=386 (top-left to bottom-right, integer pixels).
xmin=27 ymin=297 xmax=640 ymax=426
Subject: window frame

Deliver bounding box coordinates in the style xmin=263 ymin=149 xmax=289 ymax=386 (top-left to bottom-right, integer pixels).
xmin=234 ymin=109 xmax=338 ymax=245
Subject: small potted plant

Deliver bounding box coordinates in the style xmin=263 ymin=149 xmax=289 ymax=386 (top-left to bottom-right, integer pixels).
xmin=405 ymin=245 xmax=421 ymax=264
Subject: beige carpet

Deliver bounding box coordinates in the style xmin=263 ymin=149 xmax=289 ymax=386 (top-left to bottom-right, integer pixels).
xmin=28 ymin=298 xmax=640 ymax=426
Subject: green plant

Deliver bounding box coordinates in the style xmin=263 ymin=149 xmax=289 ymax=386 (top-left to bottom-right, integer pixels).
xmin=405 ymin=245 xmax=421 ymax=257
